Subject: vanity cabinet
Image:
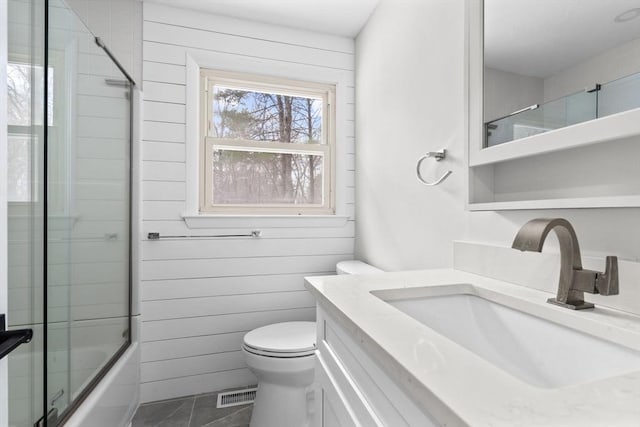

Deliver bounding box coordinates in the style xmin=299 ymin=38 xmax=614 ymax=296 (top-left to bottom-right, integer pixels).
xmin=314 ymin=306 xmax=439 ymax=427
xmin=307 ymin=268 xmax=640 ymax=427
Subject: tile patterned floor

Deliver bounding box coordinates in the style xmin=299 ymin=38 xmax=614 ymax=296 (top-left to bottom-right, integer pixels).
xmin=132 ymin=390 xmax=253 ymax=427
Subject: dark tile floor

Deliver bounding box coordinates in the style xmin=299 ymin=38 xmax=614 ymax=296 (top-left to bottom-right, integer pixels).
xmin=132 ymin=390 xmax=253 ymax=427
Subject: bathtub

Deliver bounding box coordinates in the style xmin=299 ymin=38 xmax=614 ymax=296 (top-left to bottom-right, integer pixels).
xmin=64 ymin=342 xmax=139 ymax=427
xmin=8 ymin=319 xmax=140 ymax=427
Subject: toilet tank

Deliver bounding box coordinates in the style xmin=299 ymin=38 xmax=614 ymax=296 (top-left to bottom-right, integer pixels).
xmin=336 ymin=260 xmax=383 ymax=275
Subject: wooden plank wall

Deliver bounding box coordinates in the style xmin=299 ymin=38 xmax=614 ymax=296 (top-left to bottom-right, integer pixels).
xmin=140 ymin=3 xmax=356 ymax=402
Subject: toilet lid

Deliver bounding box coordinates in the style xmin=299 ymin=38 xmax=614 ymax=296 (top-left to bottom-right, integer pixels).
xmin=243 ymin=322 xmax=316 ymax=356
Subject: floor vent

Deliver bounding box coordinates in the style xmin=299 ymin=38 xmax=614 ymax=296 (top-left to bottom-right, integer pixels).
xmin=216 ymin=387 xmax=257 ymax=408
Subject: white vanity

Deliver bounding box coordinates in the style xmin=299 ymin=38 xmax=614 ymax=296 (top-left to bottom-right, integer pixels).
xmin=305 ymin=244 xmax=640 ymax=426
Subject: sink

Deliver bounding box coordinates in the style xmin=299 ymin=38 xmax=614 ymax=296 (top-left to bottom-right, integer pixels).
xmin=373 ymin=285 xmax=640 ymax=388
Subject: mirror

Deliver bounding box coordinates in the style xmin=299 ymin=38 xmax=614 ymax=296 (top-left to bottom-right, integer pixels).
xmin=483 ymin=0 xmax=640 ymax=147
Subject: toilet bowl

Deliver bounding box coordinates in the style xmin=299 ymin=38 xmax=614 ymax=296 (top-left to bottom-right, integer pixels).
xmin=243 ymin=261 xmax=382 ymax=427
xmin=243 ymin=322 xmax=316 ymax=427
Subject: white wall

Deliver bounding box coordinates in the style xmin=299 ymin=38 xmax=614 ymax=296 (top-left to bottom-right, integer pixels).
xmin=484 ymin=67 xmax=543 ymax=121
xmin=140 ymin=3 xmax=356 ymax=403
xmin=355 ymin=0 xmax=467 ymax=271
xmin=543 ymin=37 xmax=640 ymax=103
xmin=356 ymin=0 xmax=640 ymax=272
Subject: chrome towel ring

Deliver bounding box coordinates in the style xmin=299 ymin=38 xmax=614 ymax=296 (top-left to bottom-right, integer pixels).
xmin=416 ymin=149 xmax=453 ymax=186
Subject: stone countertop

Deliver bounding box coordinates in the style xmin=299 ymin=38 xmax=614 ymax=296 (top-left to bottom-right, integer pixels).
xmin=305 ymin=269 xmax=640 ymax=427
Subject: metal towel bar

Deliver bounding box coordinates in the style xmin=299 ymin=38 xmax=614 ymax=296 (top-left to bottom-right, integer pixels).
xmin=416 ymin=149 xmax=453 ymax=186
xmin=147 ymin=230 xmax=262 ymax=240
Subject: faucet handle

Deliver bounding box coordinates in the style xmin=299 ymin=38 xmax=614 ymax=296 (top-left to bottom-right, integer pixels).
xmin=596 ymin=256 xmax=619 ymax=296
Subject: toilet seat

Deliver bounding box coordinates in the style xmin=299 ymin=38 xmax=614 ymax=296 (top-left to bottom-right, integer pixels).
xmin=243 ymin=321 xmax=316 ymax=358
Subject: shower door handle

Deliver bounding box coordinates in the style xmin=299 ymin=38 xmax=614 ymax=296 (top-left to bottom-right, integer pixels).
xmin=0 ymin=314 xmax=34 ymax=360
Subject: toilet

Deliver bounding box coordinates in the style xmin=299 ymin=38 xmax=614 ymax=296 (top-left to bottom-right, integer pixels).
xmin=242 ymin=260 xmax=382 ymax=427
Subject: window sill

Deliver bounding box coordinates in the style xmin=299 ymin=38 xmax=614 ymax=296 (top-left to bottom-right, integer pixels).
xmin=182 ymin=214 xmax=350 ymax=229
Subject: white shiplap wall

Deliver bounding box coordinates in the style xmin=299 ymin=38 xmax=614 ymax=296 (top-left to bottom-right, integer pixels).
xmin=141 ymin=2 xmax=356 ymax=403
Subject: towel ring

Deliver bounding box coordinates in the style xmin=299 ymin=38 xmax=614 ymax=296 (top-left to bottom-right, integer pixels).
xmin=416 ymin=149 xmax=453 ymax=186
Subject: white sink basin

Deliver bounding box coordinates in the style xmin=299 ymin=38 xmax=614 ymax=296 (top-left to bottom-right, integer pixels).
xmin=374 ymin=285 xmax=640 ymax=388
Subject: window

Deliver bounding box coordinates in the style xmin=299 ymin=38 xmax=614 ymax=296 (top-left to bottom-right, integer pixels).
xmin=200 ymin=70 xmax=335 ymax=214
xmin=6 ymin=61 xmax=52 ymax=203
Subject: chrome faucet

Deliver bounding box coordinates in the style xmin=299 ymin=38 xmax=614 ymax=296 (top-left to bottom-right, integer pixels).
xmin=511 ymin=218 xmax=619 ymax=310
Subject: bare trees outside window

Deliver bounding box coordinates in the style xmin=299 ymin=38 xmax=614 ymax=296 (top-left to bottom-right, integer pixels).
xmin=201 ymin=71 xmax=335 ymax=214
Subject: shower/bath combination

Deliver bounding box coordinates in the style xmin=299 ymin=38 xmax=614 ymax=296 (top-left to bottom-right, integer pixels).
xmin=5 ymin=1 xmax=134 ymax=425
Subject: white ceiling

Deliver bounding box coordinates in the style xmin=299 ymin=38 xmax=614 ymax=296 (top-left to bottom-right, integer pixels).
xmin=485 ymin=0 xmax=640 ymax=78
xmin=146 ymin=0 xmax=380 ymax=38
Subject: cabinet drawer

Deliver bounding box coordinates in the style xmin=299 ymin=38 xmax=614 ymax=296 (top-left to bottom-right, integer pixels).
xmin=316 ymin=350 xmax=381 ymax=427
xmin=317 ymin=307 xmax=440 ymax=427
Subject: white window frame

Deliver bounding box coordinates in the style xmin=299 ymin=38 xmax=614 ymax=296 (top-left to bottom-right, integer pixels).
xmin=6 ymin=51 xmax=73 ymax=217
xmin=6 ymin=57 xmax=48 ymax=217
xmin=199 ymin=69 xmax=336 ymax=215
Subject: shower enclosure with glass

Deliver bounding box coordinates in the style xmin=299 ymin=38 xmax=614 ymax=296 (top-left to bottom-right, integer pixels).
xmin=5 ymin=0 xmax=134 ymax=425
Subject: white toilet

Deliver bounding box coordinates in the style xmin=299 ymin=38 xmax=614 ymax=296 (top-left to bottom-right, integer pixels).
xmin=242 ymin=260 xmax=382 ymax=427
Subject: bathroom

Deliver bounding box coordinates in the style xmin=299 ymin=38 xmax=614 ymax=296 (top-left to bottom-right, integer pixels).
xmin=1 ymin=0 xmax=640 ymax=426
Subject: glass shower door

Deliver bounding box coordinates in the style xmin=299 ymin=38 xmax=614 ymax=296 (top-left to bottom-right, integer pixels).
xmin=7 ymin=0 xmax=132 ymax=424
xmin=6 ymin=0 xmax=47 ymax=425
xmin=45 ymin=0 xmax=132 ymax=423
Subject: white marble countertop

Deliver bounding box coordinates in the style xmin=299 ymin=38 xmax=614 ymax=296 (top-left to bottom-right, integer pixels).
xmin=305 ymin=269 xmax=640 ymax=427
